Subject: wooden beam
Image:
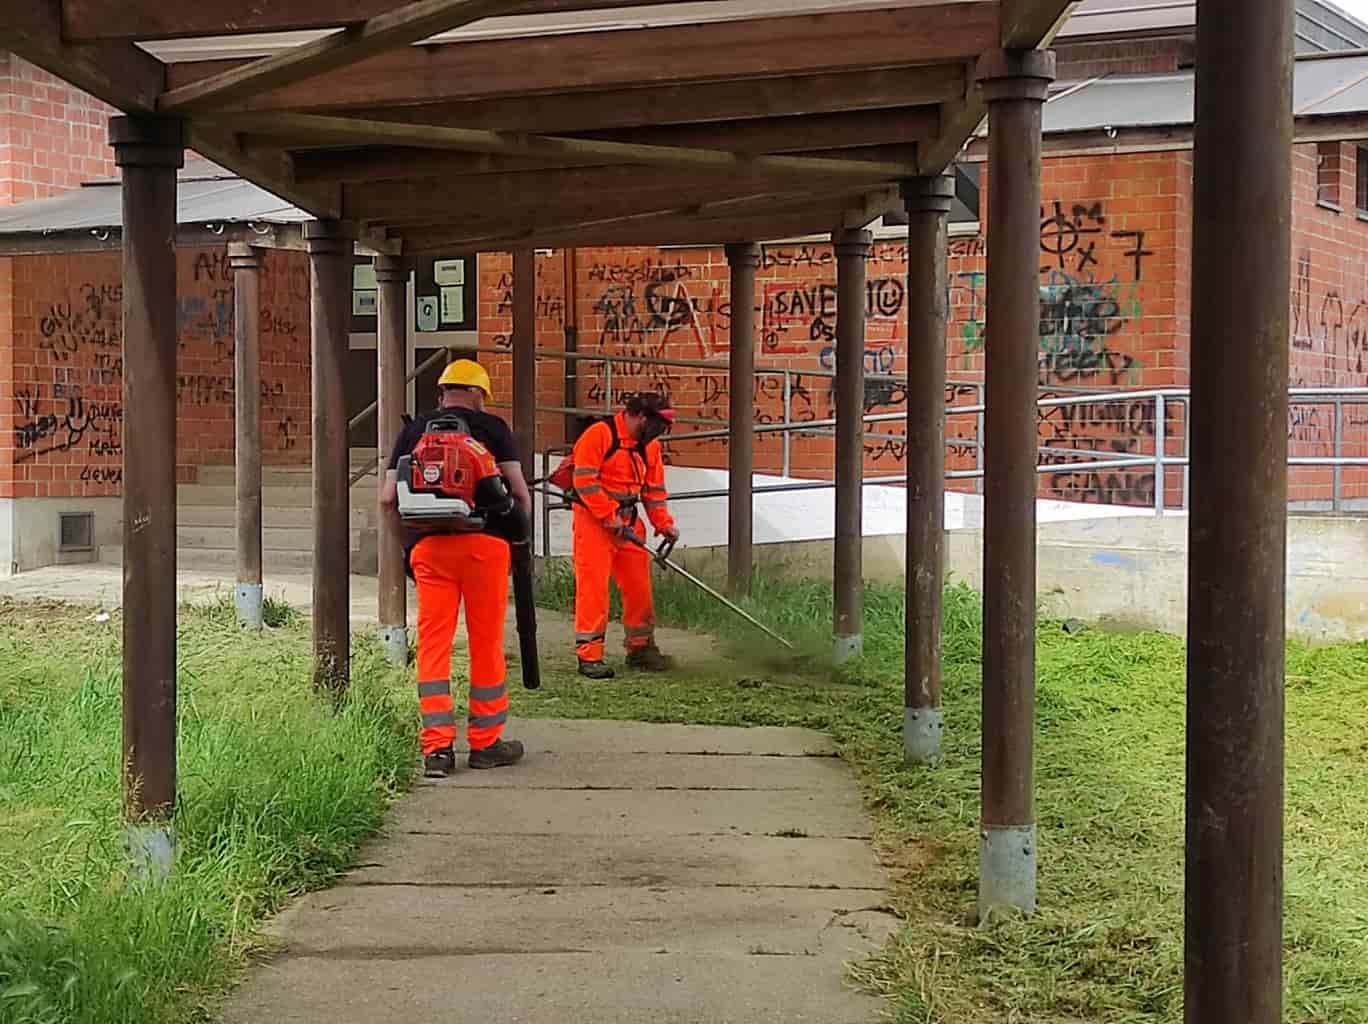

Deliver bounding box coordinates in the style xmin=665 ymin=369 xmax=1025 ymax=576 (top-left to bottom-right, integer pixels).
xmin=186 ymin=126 xmax=343 ymax=219
xmin=916 ymin=90 xmax=986 ymax=174
xmin=403 ymin=207 xmax=857 ymax=253
xmin=399 ymin=188 xmax=856 ymax=251
xmin=344 ymin=176 xmax=859 ymax=224
xmin=291 ymin=147 xmax=610 ymax=182
xmin=1000 ymin=0 xmax=1078 ymax=49
xmin=158 ymin=0 xmax=530 ymax=114
xmin=165 ymin=4 xmax=996 ymax=112
xmin=212 ymin=112 xmax=920 ymax=179
xmin=326 ymin=64 xmax=967 ymax=131
xmin=63 ymin=0 xmax=740 ymax=42
xmin=1 ymin=1 xmax=165 ymax=113
xmin=589 ymin=107 xmax=940 ymax=154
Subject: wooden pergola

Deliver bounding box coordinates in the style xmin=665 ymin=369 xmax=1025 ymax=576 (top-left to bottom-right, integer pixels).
xmin=1 ymin=2 xmax=1292 ymax=1020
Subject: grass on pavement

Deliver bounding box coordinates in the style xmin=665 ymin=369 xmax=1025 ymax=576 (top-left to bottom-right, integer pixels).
xmin=521 ymin=561 xmax=1368 ymax=1024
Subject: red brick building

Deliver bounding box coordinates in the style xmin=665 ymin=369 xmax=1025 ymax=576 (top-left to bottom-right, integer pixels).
xmin=3 ymin=0 xmax=1368 ymax=572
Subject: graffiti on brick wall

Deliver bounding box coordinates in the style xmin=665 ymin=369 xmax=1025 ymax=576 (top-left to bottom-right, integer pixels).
xmin=1289 ymin=250 xmax=1368 ymax=388
xmin=760 ymin=277 xmax=906 ymax=357
xmin=13 ymin=388 xmax=123 ymax=463
xmin=584 ymin=257 xmax=730 ymax=400
xmin=954 ymin=200 xmax=1150 ymax=386
xmin=1037 ymin=395 xmax=1181 ymax=506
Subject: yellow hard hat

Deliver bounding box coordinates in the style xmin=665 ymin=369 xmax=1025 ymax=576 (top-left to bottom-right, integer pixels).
xmin=438 ymin=358 xmax=492 ymax=397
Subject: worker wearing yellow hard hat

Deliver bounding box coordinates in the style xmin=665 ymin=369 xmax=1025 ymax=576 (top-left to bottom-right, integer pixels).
xmin=381 ymin=358 xmax=533 ymax=777
xmin=436 ymin=358 xmax=493 ymax=396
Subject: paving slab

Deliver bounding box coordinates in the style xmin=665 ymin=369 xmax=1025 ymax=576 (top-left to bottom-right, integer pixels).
xmin=263 ymin=885 xmax=894 ymax=959
xmin=346 ymin=833 xmax=887 ymax=890
xmin=425 ymin=751 xmax=853 ymax=791
xmin=218 ymin=718 xmax=889 ymax=1024
xmin=476 ymin=718 xmax=838 ymax=757
xmin=390 ymin=786 xmax=872 ymax=839
xmin=222 ymin=952 xmax=877 ymax=1024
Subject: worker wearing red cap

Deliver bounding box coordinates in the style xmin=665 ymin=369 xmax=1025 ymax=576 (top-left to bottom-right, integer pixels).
xmin=570 ymin=392 xmax=680 ymax=679
xmin=381 ymin=359 xmax=533 ymax=778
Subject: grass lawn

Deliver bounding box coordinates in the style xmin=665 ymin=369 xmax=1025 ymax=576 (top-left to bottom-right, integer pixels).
xmin=1 ymin=564 xmax=1365 ymax=1024
xmin=523 ymin=563 xmax=1368 ymax=1024
xmin=0 ymin=600 xmax=415 ymax=1024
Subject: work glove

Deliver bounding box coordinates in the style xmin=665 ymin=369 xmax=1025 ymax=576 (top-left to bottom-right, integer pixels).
xmin=605 ymin=515 xmax=634 ymax=540
xmin=658 ymin=524 xmax=680 ymax=544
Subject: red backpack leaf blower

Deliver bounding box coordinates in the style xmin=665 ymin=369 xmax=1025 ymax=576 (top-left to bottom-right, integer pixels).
xmin=396 ymin=413 xmax=541 ymax=690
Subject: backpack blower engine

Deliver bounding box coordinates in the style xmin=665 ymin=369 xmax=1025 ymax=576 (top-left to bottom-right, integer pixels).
xmin=395 ymin=414 xmax=541 ymax=690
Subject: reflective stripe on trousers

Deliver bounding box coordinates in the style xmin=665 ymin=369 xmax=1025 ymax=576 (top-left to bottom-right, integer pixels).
xmin=411 ymin=532 xmax=512 ymax=754
xmin=572 ymin=505 xmax=655 ymax=663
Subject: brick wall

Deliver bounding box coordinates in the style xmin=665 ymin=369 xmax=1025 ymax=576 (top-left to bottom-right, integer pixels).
xmin=1286 ymin=140 xmax=1368 ymax=505
xmin=470 ymin=151 xmax=1192 ymax=507
xmin=3 ymin=245 xmax=311 ymax=500
xmin=1054 ymin=37 xmax=1194 ymax=80
xmin=0 ymin=55 xmax=116 ymax=206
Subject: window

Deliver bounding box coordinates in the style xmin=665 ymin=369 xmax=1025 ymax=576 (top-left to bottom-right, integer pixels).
xmin=1317 ymin=142 xmax=1342 ymax=209
xmin=1357 ymin=146 xmax=1368 ymax=215
xmin=59 ymin=512 xmax=94 ymax=553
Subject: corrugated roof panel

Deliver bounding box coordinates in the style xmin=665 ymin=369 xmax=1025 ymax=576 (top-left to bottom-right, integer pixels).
xmin=1044 ymin=72 xmax=1194 ymax=132
xmin=0 ymin=178 xmax=308 ymax=235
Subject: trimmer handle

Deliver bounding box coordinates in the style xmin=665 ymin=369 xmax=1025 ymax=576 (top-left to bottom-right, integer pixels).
xmin=654 ymin=537 xmax=677 ymax=563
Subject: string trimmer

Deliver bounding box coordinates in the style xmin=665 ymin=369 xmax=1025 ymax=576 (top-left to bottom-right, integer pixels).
xmin=534 ymin=483 xmax=795 ymax=650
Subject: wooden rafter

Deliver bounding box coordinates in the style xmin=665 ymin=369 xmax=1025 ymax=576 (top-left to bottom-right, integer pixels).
xmin=157 ymin=0 xmax=531 ymax=113
xmin=326 ymin=64 xmax=967 ymax=130
xmin=585 ymin=107 xmax=940 ymax=155
xmin=186 ymin=126 xmax=343 ymax=220
xmin=163 ymin=4 xmax=997 ymax=112
xmin=61 ymin=0 xmax=739 ymax=41
xmin=213 ymin=112 xmax=920 ymax=180
xmin=0 ymin=1 xmax=165 ymax=113
xmin=1000 ymin=0 xmax=1078 ymax=48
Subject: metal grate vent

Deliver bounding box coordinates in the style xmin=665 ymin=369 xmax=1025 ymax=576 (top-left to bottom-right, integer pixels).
xmin=59 ymin=512 xmax=94 ymax=552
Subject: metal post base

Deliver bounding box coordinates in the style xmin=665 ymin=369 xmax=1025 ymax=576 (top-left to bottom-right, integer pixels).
xmin=903 ymin=707 xmax=943 ymax=765
xmin=236 ymin=583 xmax=263 ymax=631
xmin=381 ymin=625 xmax=409 ymax=667
xmin=125 ymin=823 xmax=175 ymax=882
xmin=832 ymin=633 xmax=863 ymax=665
xmin=978 ymin=824 xmax=1037 ymax=921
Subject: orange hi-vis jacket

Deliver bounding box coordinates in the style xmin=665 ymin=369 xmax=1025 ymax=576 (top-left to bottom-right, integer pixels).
xmin=571 ymin=411 xmax=675 ymax=533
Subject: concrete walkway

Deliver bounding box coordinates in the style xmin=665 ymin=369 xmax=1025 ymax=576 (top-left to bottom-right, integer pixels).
xmin=221 ymin=718 xmax=897 ymax=1024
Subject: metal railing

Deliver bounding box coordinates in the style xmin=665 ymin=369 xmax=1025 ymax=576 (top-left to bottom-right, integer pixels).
xmin=352 ymin=345 xmax=1368 ymax=553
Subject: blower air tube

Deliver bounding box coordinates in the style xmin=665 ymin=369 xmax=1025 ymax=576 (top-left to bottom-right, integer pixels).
xmin=511 ymin=540 xmax=540 ymax=691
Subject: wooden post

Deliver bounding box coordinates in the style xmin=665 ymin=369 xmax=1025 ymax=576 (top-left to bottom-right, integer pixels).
xmin=305 ymin=220 xmax=353 ymax=693
xmin=832 ymin=227 xmax=872 ymax=665
xmin=902 ymin=175 xmax=954 ymax=765
xmin=229 ymin=242 xmax=264 ymax=631
xmin=375 ymin=253 xmax=408 ymax=666
xmin=978 ymin=48 xmax=1054 ymax=919
xmin=725 ymin=241 xmax=759 ymax=596
xmin=111 ymin=114 xmax=183 ymax=876
xmin=1186 ymin=2 xmax=1291 ymax=1019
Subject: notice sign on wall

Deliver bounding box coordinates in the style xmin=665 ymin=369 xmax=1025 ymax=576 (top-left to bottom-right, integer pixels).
xmin=413 ymin=255 xmax=475 ymax=332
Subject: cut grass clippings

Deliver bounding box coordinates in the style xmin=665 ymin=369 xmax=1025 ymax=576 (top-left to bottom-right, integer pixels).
xmin=0 ymin=600 xmax=415 ymax=1024
xmin=523 ymin=562 xmax=1368 ymax=1024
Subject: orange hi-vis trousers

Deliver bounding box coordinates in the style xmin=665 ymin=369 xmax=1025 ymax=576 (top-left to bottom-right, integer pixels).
xmin=410 ymin=532 xmax=511 ymax=755
xmin=573 ymin=506 xmax=655 ymax=663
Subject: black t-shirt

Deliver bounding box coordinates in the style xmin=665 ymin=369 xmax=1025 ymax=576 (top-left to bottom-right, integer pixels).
xmin=388 ymin=408 xmax=521 ymax=562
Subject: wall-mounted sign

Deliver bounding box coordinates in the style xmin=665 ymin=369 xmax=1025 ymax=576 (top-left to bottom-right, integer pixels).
xmin=440 ymin=286 xmax=464 ymax=324
xmin=353 ymin=291 xmax=378 ymax=316
xmin=434 ymin=259 xmax=465 ymax=286
xmin=416 ymin=295 xmax=439 ymax=332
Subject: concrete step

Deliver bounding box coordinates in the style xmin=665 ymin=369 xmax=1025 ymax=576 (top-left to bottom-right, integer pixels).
xmin=98 ymin=545 xmax=332 ymax=572
xmin=177 ymin=484 xmax=376 ymax=509
xmin=95 ymin=544 xmax=366 ymax=574
xmin=178 ymin=505 xmax=371 ymax=529
xmin=177 ymin=524 xmax=365 ymax=551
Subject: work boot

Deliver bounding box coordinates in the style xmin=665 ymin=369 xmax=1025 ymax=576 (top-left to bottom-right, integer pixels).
xmin=578 ymin=659 xmax=616 ymax=680
xmin=423 ymin=746 xmax=456 ymax=778
xmin=626 ymin=645 xmax=675 ymax=672
xmin=468 ymin=738 xmax=525 ymax=770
